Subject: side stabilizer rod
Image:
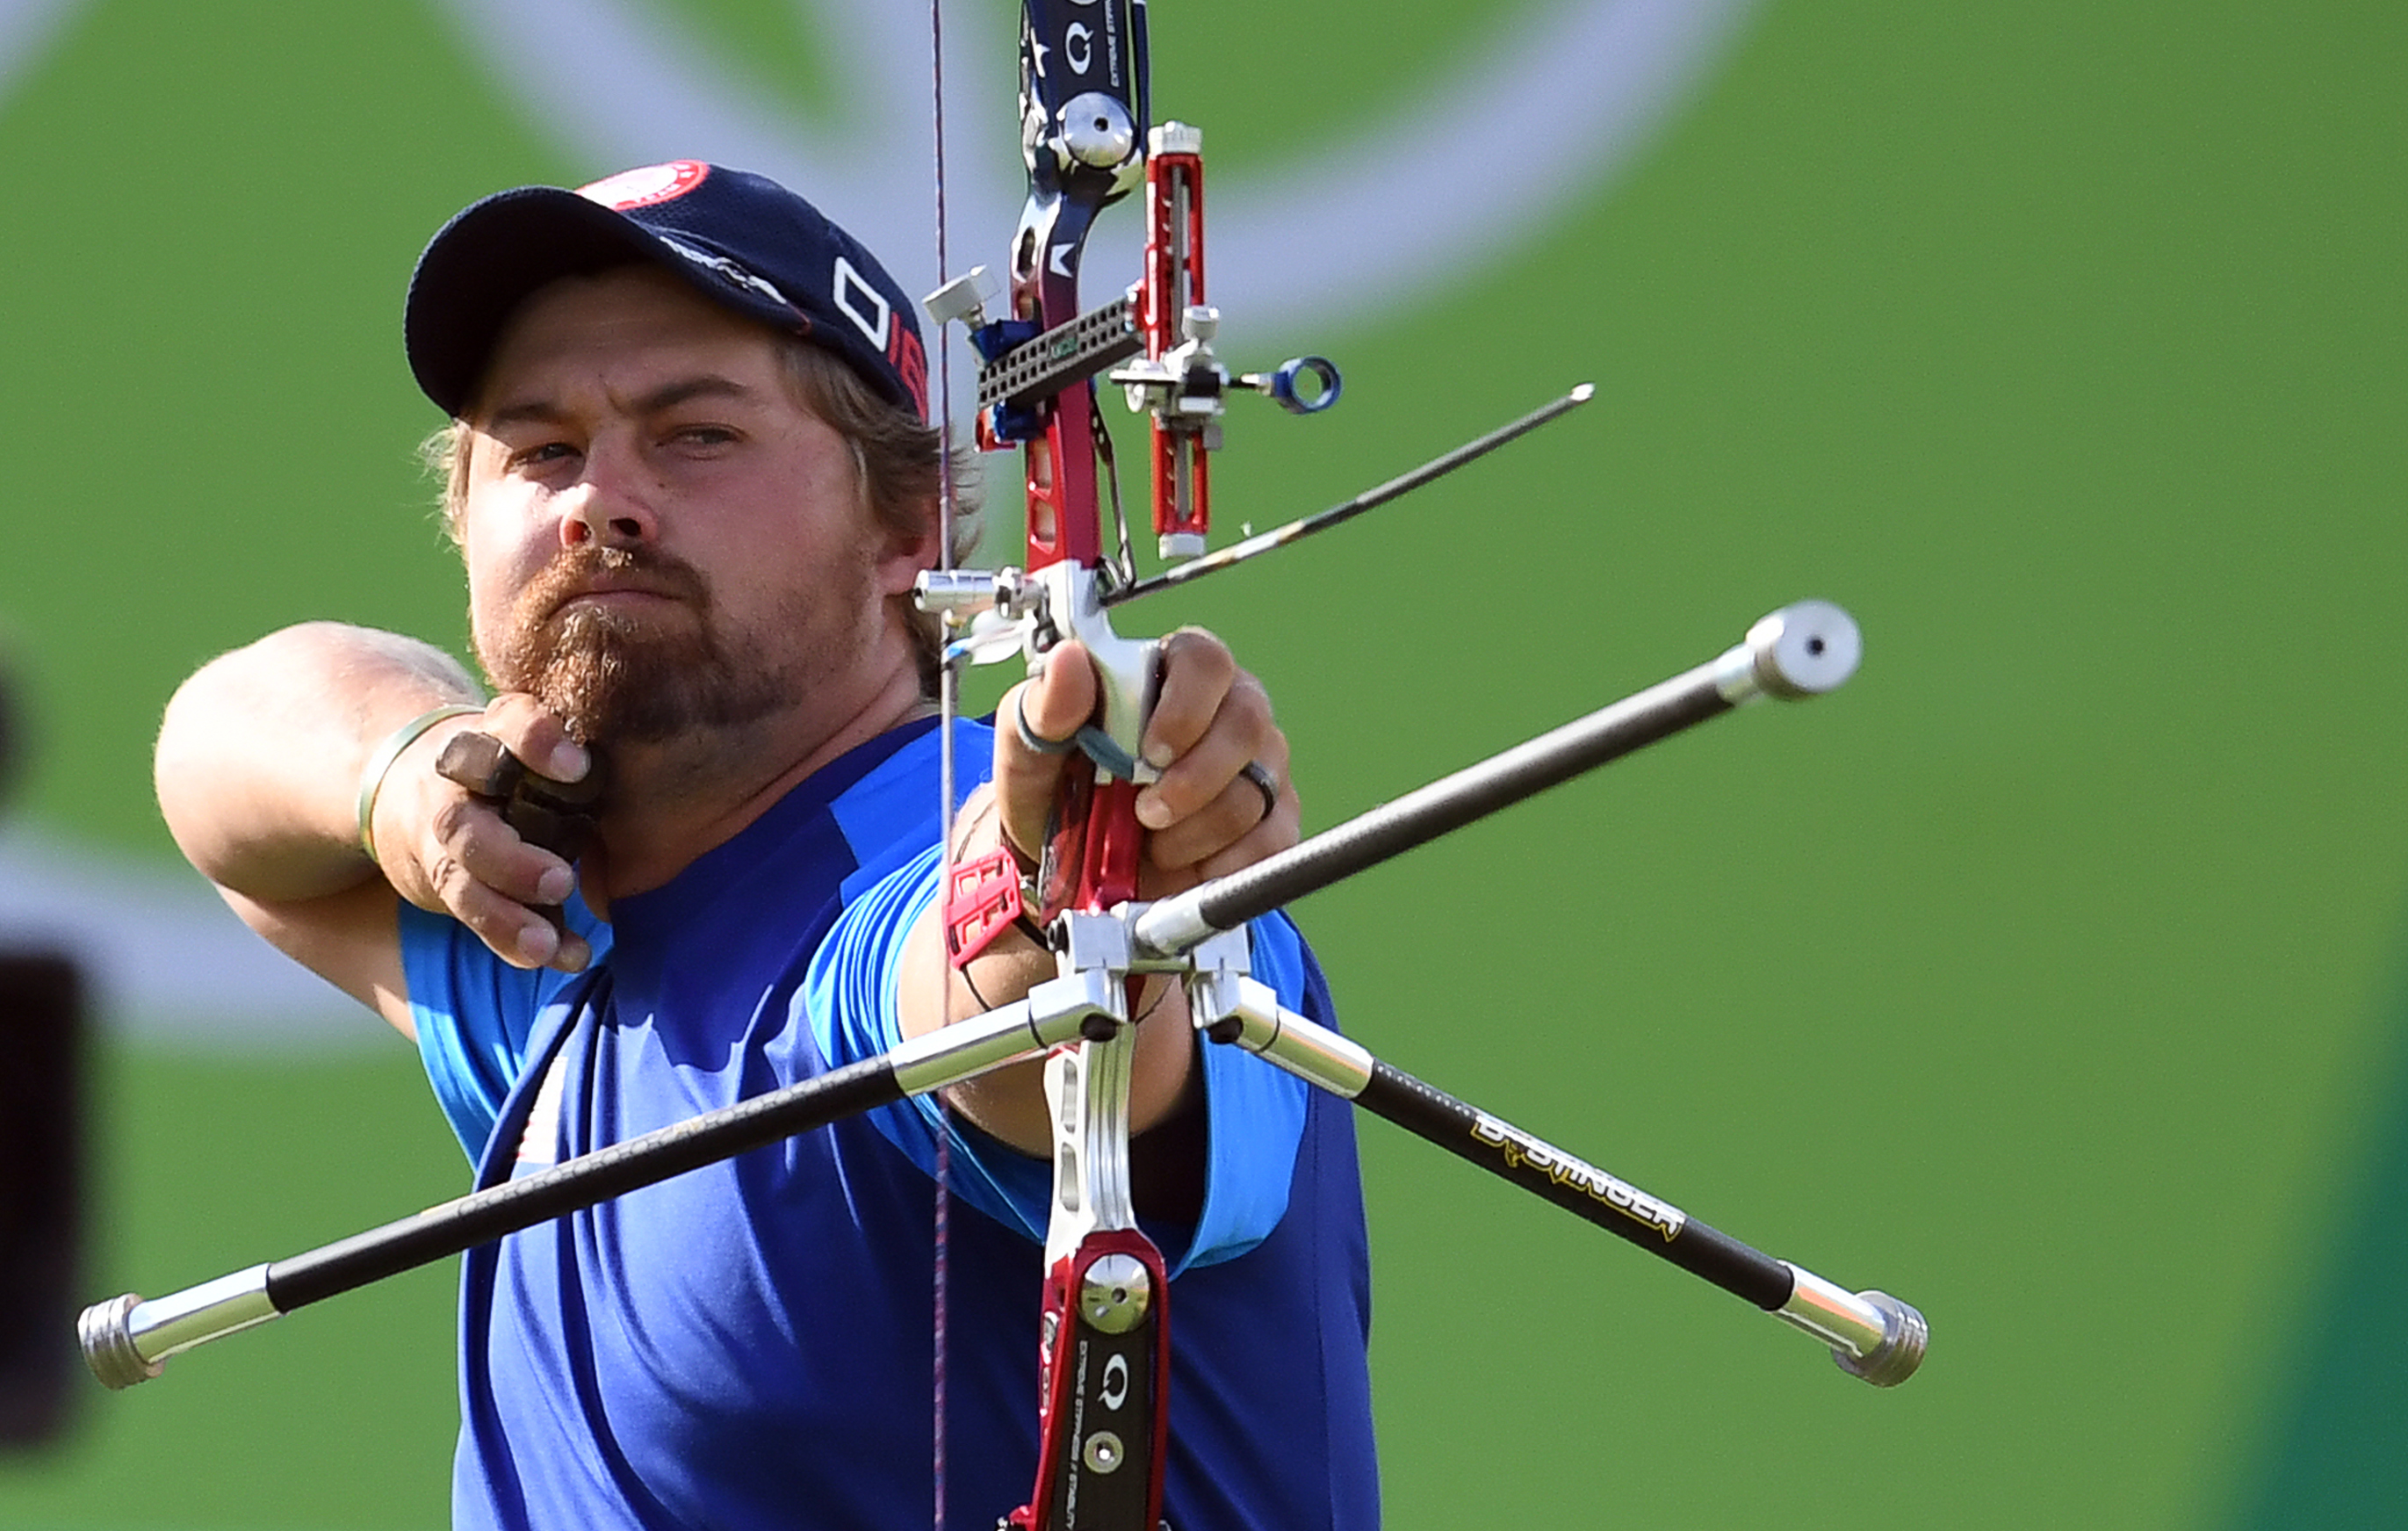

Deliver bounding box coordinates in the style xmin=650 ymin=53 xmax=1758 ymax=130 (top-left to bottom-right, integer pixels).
xmin=1193 ymin=982 xmax=1927 ymax=1386
xmin=79 ymin=987 xmax=1101 ymax=1388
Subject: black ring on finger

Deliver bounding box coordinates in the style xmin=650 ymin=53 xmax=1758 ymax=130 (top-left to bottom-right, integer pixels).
xmin=1238 ymin=759 xmax=1280 ymax=824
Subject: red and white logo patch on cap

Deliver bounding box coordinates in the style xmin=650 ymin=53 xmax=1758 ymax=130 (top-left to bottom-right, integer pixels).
xmin=578 ymin=160 xmax=710 ymax=211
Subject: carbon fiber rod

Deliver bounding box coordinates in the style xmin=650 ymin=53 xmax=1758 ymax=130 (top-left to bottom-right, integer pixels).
xmin=1136 ymin=602 xmax=1861 ymax=958
xmin=270 ymin=1058 xmax=901 ymax=1312
xmin=79 ymin=988 xmax=1099 ymax=1389
xmin=1193 ymin=986 xmax=1928 ymax=1386
xmin=1360 ymin=1061 xmax=1792 ymax=1304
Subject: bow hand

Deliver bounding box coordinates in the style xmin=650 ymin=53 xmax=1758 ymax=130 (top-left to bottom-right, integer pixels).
xmin=994 ymin=632 xmax=1294 ymax=899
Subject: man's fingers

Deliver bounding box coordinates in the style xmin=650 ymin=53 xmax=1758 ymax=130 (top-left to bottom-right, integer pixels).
xmin=1145 ymin=752 xmax=1295 ymax=875
xmin=1136 ymin=668 xmax=1293 ymax=884
xmin=428 ymin=795 xmax=577 ymax=907
xmin=1140 ymin=630 xmax=1237 ymax=771
xmin=1135 ymin=673 xmax=1274 ymax=832
xmin=435 ymin=870 xmax=580 ymax=971
xmin=450 ymin=869 xmax=589 ymax=972
xmin=372 ymin=697 xmax=591 ymax=973
xmin=1187 ymin=785 xmax=1301 ymax=886
xmin=420 ymin=793 xmax=588 ymax=971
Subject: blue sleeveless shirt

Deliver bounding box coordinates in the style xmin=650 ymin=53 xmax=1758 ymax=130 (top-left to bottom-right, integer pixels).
xmin=401 ymin=721 xmax=1380 ymax=1530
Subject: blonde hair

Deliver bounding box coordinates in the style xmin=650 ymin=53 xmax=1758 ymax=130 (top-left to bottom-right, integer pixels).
xmin=421 ymin=338 xmax=981 ymax=695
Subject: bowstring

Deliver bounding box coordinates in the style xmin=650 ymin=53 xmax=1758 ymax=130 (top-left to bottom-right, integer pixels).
xmin=928 ymin=3 xmax=955 ymax=1527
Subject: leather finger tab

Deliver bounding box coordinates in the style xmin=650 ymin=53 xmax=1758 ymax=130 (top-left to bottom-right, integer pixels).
xmin=436 ymin=731 xmax=607 ymax=863
xmin=435 ymin=730 xmax=523 ymax=799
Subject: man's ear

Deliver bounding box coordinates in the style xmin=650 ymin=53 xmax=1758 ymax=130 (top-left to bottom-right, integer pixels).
xmin=876 ymin=501 xmax=947 ymax=596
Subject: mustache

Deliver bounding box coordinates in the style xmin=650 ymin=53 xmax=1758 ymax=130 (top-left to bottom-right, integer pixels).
xmin=518 ymin=545 xmax=710 ymax=622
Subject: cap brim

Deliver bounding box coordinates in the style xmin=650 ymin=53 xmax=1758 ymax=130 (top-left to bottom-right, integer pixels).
xmin=405 ymin=187 xmax=781 ymax=417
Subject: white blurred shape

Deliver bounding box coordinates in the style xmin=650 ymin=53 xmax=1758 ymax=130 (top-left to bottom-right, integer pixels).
xmin=0 ymin=0 xmax=88 ymax=98
xmin=0 ymin=827 xmax=381 ymax=1051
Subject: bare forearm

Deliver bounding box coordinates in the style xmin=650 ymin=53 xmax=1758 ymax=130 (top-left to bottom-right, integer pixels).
xmin=155 ymin=623 xmax=483 ymax=901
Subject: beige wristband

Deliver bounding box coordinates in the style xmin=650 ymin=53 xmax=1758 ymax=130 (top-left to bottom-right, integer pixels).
xmin=356 ymin=704 xmax=484 ymax=864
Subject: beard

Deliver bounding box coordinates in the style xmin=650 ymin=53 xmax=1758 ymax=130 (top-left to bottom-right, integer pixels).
xmin=476 ymin=544 xmax=804 ymax=747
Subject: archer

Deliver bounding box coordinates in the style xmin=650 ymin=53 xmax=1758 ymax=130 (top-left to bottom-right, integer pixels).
xmin=148 ymin=161 xmax=1381 ymax=1530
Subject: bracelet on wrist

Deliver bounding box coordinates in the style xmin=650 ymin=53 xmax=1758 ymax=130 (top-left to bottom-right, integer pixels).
xmin=356 ymin=704 xmax=484 ymax=864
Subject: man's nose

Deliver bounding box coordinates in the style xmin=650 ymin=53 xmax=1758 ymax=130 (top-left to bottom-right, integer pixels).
xmin=555 ymin=449 xmax=657 ymax=549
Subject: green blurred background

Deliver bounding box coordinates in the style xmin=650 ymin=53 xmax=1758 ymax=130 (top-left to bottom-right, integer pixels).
xmin=2 ymin=0 xmax=2402 ymax=1526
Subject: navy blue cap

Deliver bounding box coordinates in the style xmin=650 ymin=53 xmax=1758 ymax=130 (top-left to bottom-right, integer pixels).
xmin=406 ymin=161 xmax=929 ymax=420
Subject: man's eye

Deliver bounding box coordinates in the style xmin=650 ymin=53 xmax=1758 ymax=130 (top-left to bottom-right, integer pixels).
xmin=671 ymin=425 xmax=739 ymax=448
xmin=510 ymin=442 xmax=579 ymax=469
